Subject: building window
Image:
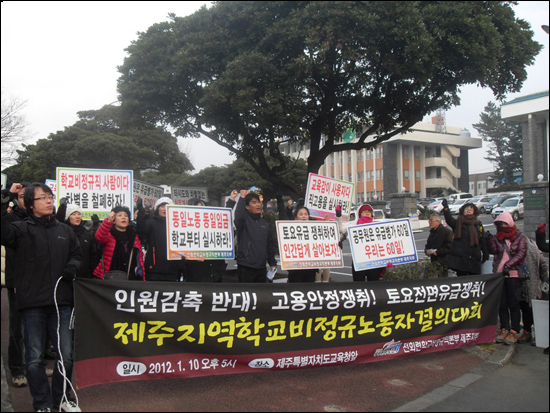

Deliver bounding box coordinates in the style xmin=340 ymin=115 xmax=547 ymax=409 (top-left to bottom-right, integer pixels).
xmin=436 ymin=168 xmax=441 ymax=179
xmin=415 ymin=170 xmax=421 ymax=180
xmin=403 ymin=145 xmax=409 ymax=159
xmin=347 ymin=151 xmax=352 ymax=163
xmin=404 ymin=170 xmax=410 ymax=180
xmin=414 ymin=146 xmax=420 ymax=159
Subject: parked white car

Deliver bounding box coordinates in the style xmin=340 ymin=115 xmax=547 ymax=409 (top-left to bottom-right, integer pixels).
xmin=492 ymin=197 xmax=524 ymax=221
xmin=470 ymin=195 xmax=492 ymax=214
xmin=448 ymin=198 xmax=468 ymax=215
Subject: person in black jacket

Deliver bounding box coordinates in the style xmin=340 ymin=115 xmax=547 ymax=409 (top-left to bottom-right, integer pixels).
xmin=1 ymin=182 xmax=30 ymax=388
xmin=136 ymin=196 xmax=182 ymax=281
xmin=226 ymin=190 xmax=277 ymax=283
xmin=1 ymin=183 xmax=82 ymax=412
xmin=425 ymin=213 xmax=453 ymax=277
xmin=56 ymin=201 xmax=100 ymax=279
xmin=441 ymin=199 xmax=489 ymax=276
xmin=535 ymin=223 xmax=549 ymax=253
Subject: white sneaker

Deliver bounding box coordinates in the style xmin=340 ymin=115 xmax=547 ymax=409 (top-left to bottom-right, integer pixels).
xmin=58 ymin=401 xmax=81 ymax=412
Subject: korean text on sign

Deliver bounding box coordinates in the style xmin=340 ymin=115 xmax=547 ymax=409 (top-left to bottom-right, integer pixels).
xmin=304 ymin=173 xmax=354 ymax=220
xmin=166 ymin=205 xmax=234 ymax=260
xmin=276 ymin=221 xmax=343 ymax=270
xmin=348 ymin=218 xmax=418 ymax=270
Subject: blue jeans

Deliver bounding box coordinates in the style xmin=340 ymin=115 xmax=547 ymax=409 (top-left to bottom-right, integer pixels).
xmin=21 ymin=306 xmax=74 ymax=411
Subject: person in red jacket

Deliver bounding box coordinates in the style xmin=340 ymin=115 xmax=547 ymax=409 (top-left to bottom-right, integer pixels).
xmin=93 ymin=206 xmax=145 ymax=280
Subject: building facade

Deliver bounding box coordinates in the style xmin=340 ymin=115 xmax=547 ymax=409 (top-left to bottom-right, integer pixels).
xmin=281 ymin=121 xmax=482 ymax=203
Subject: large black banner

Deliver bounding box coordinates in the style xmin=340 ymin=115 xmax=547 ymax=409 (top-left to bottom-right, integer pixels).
xmin=74 ymin=274 xmax=503 ymax=389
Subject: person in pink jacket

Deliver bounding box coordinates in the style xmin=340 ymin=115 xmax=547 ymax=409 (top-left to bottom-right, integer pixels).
xmin=93 ymin=206 xmax=145 ymax=280
xmin=486 ymin=211 xmax=527 ymax=345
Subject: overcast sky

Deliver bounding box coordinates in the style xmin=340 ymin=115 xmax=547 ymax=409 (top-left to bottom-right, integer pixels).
xmin=2 ymin=1 xmax=548 ymax=175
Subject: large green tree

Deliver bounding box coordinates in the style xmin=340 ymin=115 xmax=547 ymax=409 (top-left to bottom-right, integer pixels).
xmin=117 ymin=1 xmax=541 ymax=199
xmin=2 ymin=105 xmax=193 ymax=183
xmin=472 ymin=101 xmax=523 ymax=185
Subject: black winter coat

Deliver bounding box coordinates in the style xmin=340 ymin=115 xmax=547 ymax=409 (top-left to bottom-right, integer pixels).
xmin=443 ymin=210 xmax=488 ymax=274
xmin=1 ymin=203 xmax=27 ymax=288
xmin=70 ymin=222 xmax=99 ymax=278
xmin=136 ymin=211 xmax=181 ymax=281
xmin=1 ymin=213 xmax=82 ymax=310
xmin=425 ymin=224 xmax=453 ymax=267
xmin=227 ymin=197 xmax=277 ymax=270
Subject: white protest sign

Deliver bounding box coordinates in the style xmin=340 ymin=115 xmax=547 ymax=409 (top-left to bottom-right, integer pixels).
xmin=56 ymin=167 xmax=133 ymax=220
xmin=171 ymin=186 xmax=208 ymax=205
xmin=348 ymin=218 xmax=418 ymax=270
xmin=304 ymin=173 xmax=354 ymax=220
xmin=276 ymin=221 xmax=343 ymax=270
xmin=1 ymin=173 xmax=6 ymax=190
xmin=133 ymin=180 xmax=164 ymax=209
xmin=166 ymin=205 xmax=234 ymax=260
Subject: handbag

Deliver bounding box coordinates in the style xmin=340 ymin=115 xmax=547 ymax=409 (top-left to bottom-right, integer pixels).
xmin=102 ymin=248 xmax=134 ymax=281
xmin=502 ymin=242 xmax=530 ymax=280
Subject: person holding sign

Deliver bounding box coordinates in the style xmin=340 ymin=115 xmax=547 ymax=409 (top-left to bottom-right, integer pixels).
xmin=136 ymin=197 xmax=183 ymax=282
xmin=227 ymin=190 xmax=277 ymax=283
xmin=286 ymin=206 xmax=318 ymax=283
xmin=425 ymin=214 xmax=453 ymax=277
xmin=336 ymin=203 xmax=385 ymax=282
xmin=93 ymin=206 xmax=145 ymax=280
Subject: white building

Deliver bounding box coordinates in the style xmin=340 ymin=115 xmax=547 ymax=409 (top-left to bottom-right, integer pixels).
xmin=281 ymin=121 xmax=482 ymax=203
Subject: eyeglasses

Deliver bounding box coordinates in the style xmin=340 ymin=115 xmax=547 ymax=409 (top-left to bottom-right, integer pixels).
xmin=34 ymin=195 xmax=54 ymax=202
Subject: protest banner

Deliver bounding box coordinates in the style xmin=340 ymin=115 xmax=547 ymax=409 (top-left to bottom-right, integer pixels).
xmin=276 ymin=221 xmax=343 ymax=270
xmin=166 ymin=205 xmax=234 ymax=260
xmin=133 ymin=180 xmax=164 ymax=209
xmin=1 ymin=173 xmax=7 ymax=190
xmin=73 ymin=273 xmax=503 ymax=389
xmin=304 ymin=173 xmax=354 ymax=220
xmin=348 ymin=218 xmax=418 ymax=270
xmin=56 ymin=167 xmax=133 ymax=219
xmin=171 ymin=186 xmax=208 ymax=205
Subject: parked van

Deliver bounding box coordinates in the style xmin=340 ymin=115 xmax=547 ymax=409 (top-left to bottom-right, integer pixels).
xmin=446 ymin=193 xmax=473 ymax=204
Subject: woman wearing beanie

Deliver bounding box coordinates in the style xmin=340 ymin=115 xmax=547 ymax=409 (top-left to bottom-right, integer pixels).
xmin=336 ymin=203 xmax=385 ymax=282
xmin=485 ymin=211 xmax=528 ymax=345
xmin=94 ymin=205 xmax=145 ymax=280
xmin=441 ymin=199 xmax=489 ymax=276
xmin=136 ymin=197 xmax=182 ymax=281
xmin=58 ymin=203 xmax=99 ymax=279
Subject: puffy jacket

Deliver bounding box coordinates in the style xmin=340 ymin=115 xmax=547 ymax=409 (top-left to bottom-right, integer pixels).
xmin=1 ymin=204 xmax=28 ymax=288
xmin=136 ymin=211 xmax=181 ymax=281
xmin=93 ymin=218 xmax=145 ymax=280
xmin=228 ymin=197 xmax=276 ymax=270
xmin=1 ymin=213 xmax=82 ymax=310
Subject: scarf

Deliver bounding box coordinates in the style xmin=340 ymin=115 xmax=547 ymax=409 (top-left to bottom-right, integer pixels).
xmin=496 ymin=225 xmax=518 ymax=241
xmin=358 ymin=216 xmax=373 ymax=225
xmin=454 ymin=214 xmax=479 ymax=246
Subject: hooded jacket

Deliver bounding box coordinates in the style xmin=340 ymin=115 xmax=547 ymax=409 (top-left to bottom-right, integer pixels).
xmin=486 ymin=211 xmax=527 ymax=273
xmin=1 ymin=213 xmax=82 ymax=310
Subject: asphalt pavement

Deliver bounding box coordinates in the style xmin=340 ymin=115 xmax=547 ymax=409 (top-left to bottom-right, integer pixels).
xmin=2 ymin=216 xmax=548 ymax=412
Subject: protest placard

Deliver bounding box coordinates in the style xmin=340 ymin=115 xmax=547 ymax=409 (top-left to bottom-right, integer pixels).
xmin=166 ymin=205 xmax=234 ymax=260
xmin=133 ymin=180 xmax=164 ymax=209
xmin=304 ymin=173 xmax=354 ymax=220
xmin=348 ymin=218 xmax=418 ymax=270
xmin=276 ymin=221 xmax=343 ymax=270
xmin=45 ymin=179 xmax=57 ymax=201
xmin=171 ymin=186 xmax=208 ymax=205
xmin=56 ymin=167 xmax=133 ymax=219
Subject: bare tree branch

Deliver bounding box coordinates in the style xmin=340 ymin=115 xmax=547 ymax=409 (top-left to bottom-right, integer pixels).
xmin=1 ymin=90 xmax=34 ymax=167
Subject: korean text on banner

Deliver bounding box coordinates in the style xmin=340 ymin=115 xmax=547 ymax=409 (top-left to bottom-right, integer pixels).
xmin=304 ymin=173 xmax=354 ymax=220
xmin=166 ymin=205 xmax=234 ymax=260
xmin=56 ymin=167 xmax=133 ymax=220
xmin=276 ymin=220 xmax=343 ymax=270
xmin=73 ymin=274 xmax=503 ymax=389
xmin=348 ymin=218 xmax=418 ymax=270
xmin=133 ymin=180 xmax=165 ymax=209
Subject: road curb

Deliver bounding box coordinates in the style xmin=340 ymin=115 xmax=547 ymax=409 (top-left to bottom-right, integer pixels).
xmin=392 ymin=343 xmax=516 ymax=412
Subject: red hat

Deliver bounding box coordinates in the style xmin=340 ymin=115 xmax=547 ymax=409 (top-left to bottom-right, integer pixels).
xmin=358 ymin=204 xmax=373 ymax=216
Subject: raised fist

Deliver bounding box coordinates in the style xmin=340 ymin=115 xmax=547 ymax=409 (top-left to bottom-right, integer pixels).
xmin=441 ymin=198 xmax=449 ymax=210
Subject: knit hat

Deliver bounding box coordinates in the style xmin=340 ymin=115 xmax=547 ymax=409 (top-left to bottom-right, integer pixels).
xmin=65 ymin=204 xmax=82 ymax=221
xmin=357 ymin=204 xmax=373 ymax=216
xmin=154 ymin=197 xmax=174 ymax=211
